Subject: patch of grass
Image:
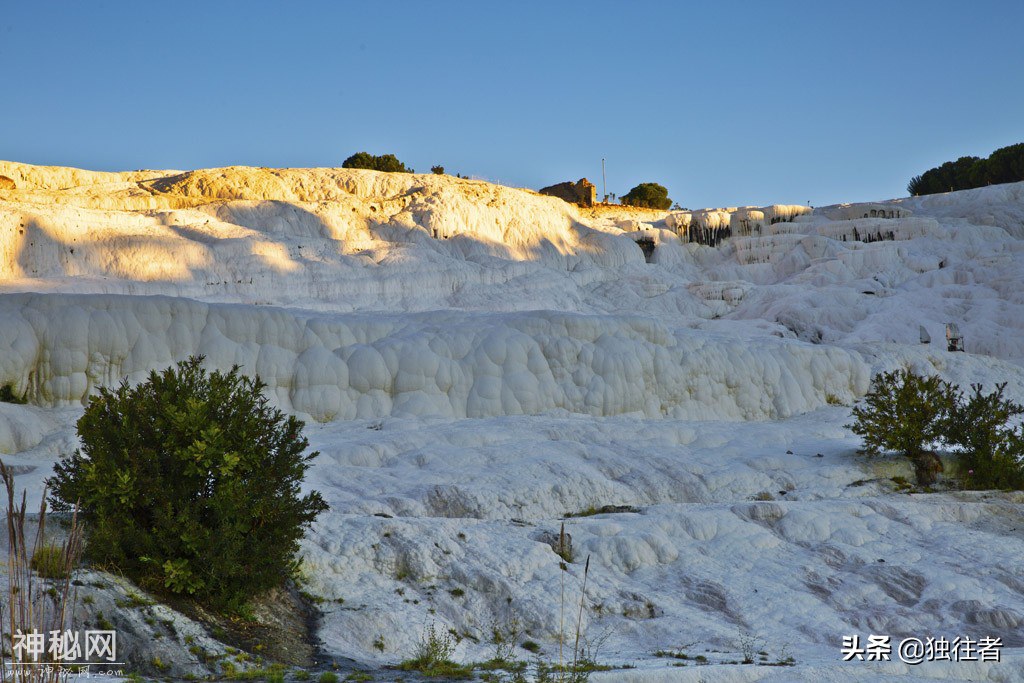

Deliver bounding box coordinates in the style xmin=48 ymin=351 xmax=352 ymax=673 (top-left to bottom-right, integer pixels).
xmin=564 ymin=504 xmax=638 ymax=518
xmin=116 ymin=590 xmax=156 ymax=609
xmin=449 ymin=587 xmax=465 ymax=598
xmin=373 ymin=635 xmax=385 ymax=652
xmin=226 ymin=663 xmax=288 ymax=681
xmin=95 ymin=612 xmax=115 ymax=631
xmin=30 ymin=543 xmax=71 ymax=579
xmin=890 ymin=475 xmax=913 ymax=492
xmin=318 ymin=672 xmax=339 ymax=683
xmin=343 ymin=674 xmax=372 ymax=682
xmin=521 ymin=640 xmax=541 ymax=654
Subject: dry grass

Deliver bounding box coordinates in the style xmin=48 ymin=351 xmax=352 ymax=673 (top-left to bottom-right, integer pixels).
xmin=0 ymin=461 xmax=84 ymax=683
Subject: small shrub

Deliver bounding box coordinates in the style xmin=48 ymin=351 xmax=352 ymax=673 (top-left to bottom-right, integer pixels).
xmin=431 ymin=165 xmax=445 ymax=175
xmin=318 ymin=673 xmax=338 ymax=683
xmin=521 ymin=640 xmax=541 ymax=654
xmin=47 ymin=357 xmax=328 ymax=610
xmin=847 ymin=369 xmax=957 ymax=484
xmin=398 ymin=622 xmax=473 ymax=678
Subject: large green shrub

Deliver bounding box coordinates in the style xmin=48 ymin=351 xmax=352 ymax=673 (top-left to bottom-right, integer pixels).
xmin=848 ymin=370 xmax=1024 ymax=489
xmin=943 ymin=383 xmax=1024 ymax=489
xmin=48 ymin=357 xmax=327 ymax=610
xmin=342 ymin=151 xmax=414 ymax=173
xmin=620 ymin=182 xmax=672 ymax=210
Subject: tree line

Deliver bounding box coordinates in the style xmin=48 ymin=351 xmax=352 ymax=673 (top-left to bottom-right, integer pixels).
xmin=908 ymin=143 xmax=1024 ymax=196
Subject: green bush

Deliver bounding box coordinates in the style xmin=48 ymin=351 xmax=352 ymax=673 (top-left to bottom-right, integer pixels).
xmin=431 ymin=165 xmax=445 ymax=175
xmin=849 ymin=370 xmax=1024 ymax=489
xmin=848 ymin=369 xmax=956 ymax=458
xmin=342 ymin=152 xmax=414 ymax=173
xmin=48 ymin=357 xmax=328 ymax=610
xmin=944 ymin=383 xmax=1024 ymax=489
xmin=620 ymin=183 xmax=672 ymax=210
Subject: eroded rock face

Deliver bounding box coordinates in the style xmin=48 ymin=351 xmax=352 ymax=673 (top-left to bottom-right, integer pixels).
xmin=0 ymin=175 xmax=16 ymax=191
xmin=539 ymin=178 xmax=596 ymax=207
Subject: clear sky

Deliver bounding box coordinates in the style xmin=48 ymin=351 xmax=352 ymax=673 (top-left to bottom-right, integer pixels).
xmin=2 ymin=1 xmax=1022 ymax=208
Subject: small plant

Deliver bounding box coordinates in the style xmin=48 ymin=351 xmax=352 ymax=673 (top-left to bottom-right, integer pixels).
xmin=431 ymin=165 xmax=445 ymax=175
xmin=318 ymin=672 xmax=338 ymax=683
xmin=449 ymin=587 xmax=465 ymax=598
xmin=736 ymin=632 xmax=765 ymax=664
xmin=555 ymin=522 xmax=573 ymax=564
xmin=397 ymin=622 xmax=473 ymax=678
xmin=521 ymin=641 xmax=541 ymax=654
xmin=890 ymin=475 xmax=913 ymax=492
xmin=373 ymin=634 xmax=385 ymax=652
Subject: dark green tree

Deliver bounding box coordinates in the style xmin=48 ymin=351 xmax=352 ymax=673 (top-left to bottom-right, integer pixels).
xmin=620 ymin=182 xmax=672 ymax=210
xmin=908 ymin=143 xmax=1024 ymax=195
xmin=430 ymin=165 xmax=445 ymax=175
xmin=342 ymin=152 xmax=414 ymax=173
xmin=48 ymin=357 xmax=328 ymax=610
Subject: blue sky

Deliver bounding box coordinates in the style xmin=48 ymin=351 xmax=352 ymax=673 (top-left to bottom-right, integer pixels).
xmin=2 ymin=1 xmax=1022 ymax=207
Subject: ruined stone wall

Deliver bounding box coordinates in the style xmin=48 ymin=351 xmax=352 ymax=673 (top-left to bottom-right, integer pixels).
xmin=539 ymin=178 xmax=596 ymax=208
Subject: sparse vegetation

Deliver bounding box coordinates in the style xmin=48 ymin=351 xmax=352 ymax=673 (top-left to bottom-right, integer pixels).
xmin=47 ymin=356 xmax=328 ymax=611
xmin=431 ymin=165 xmax=445 ymax=175
xmin=1 ymin=462 xmax=85 ymax=683
xmin=397 ymin=622 xmax=474 ymax=678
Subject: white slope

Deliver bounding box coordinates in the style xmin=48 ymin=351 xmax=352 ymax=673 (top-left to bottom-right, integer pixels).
xmin=1 ymin=162 xmax=1024 ymax=681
